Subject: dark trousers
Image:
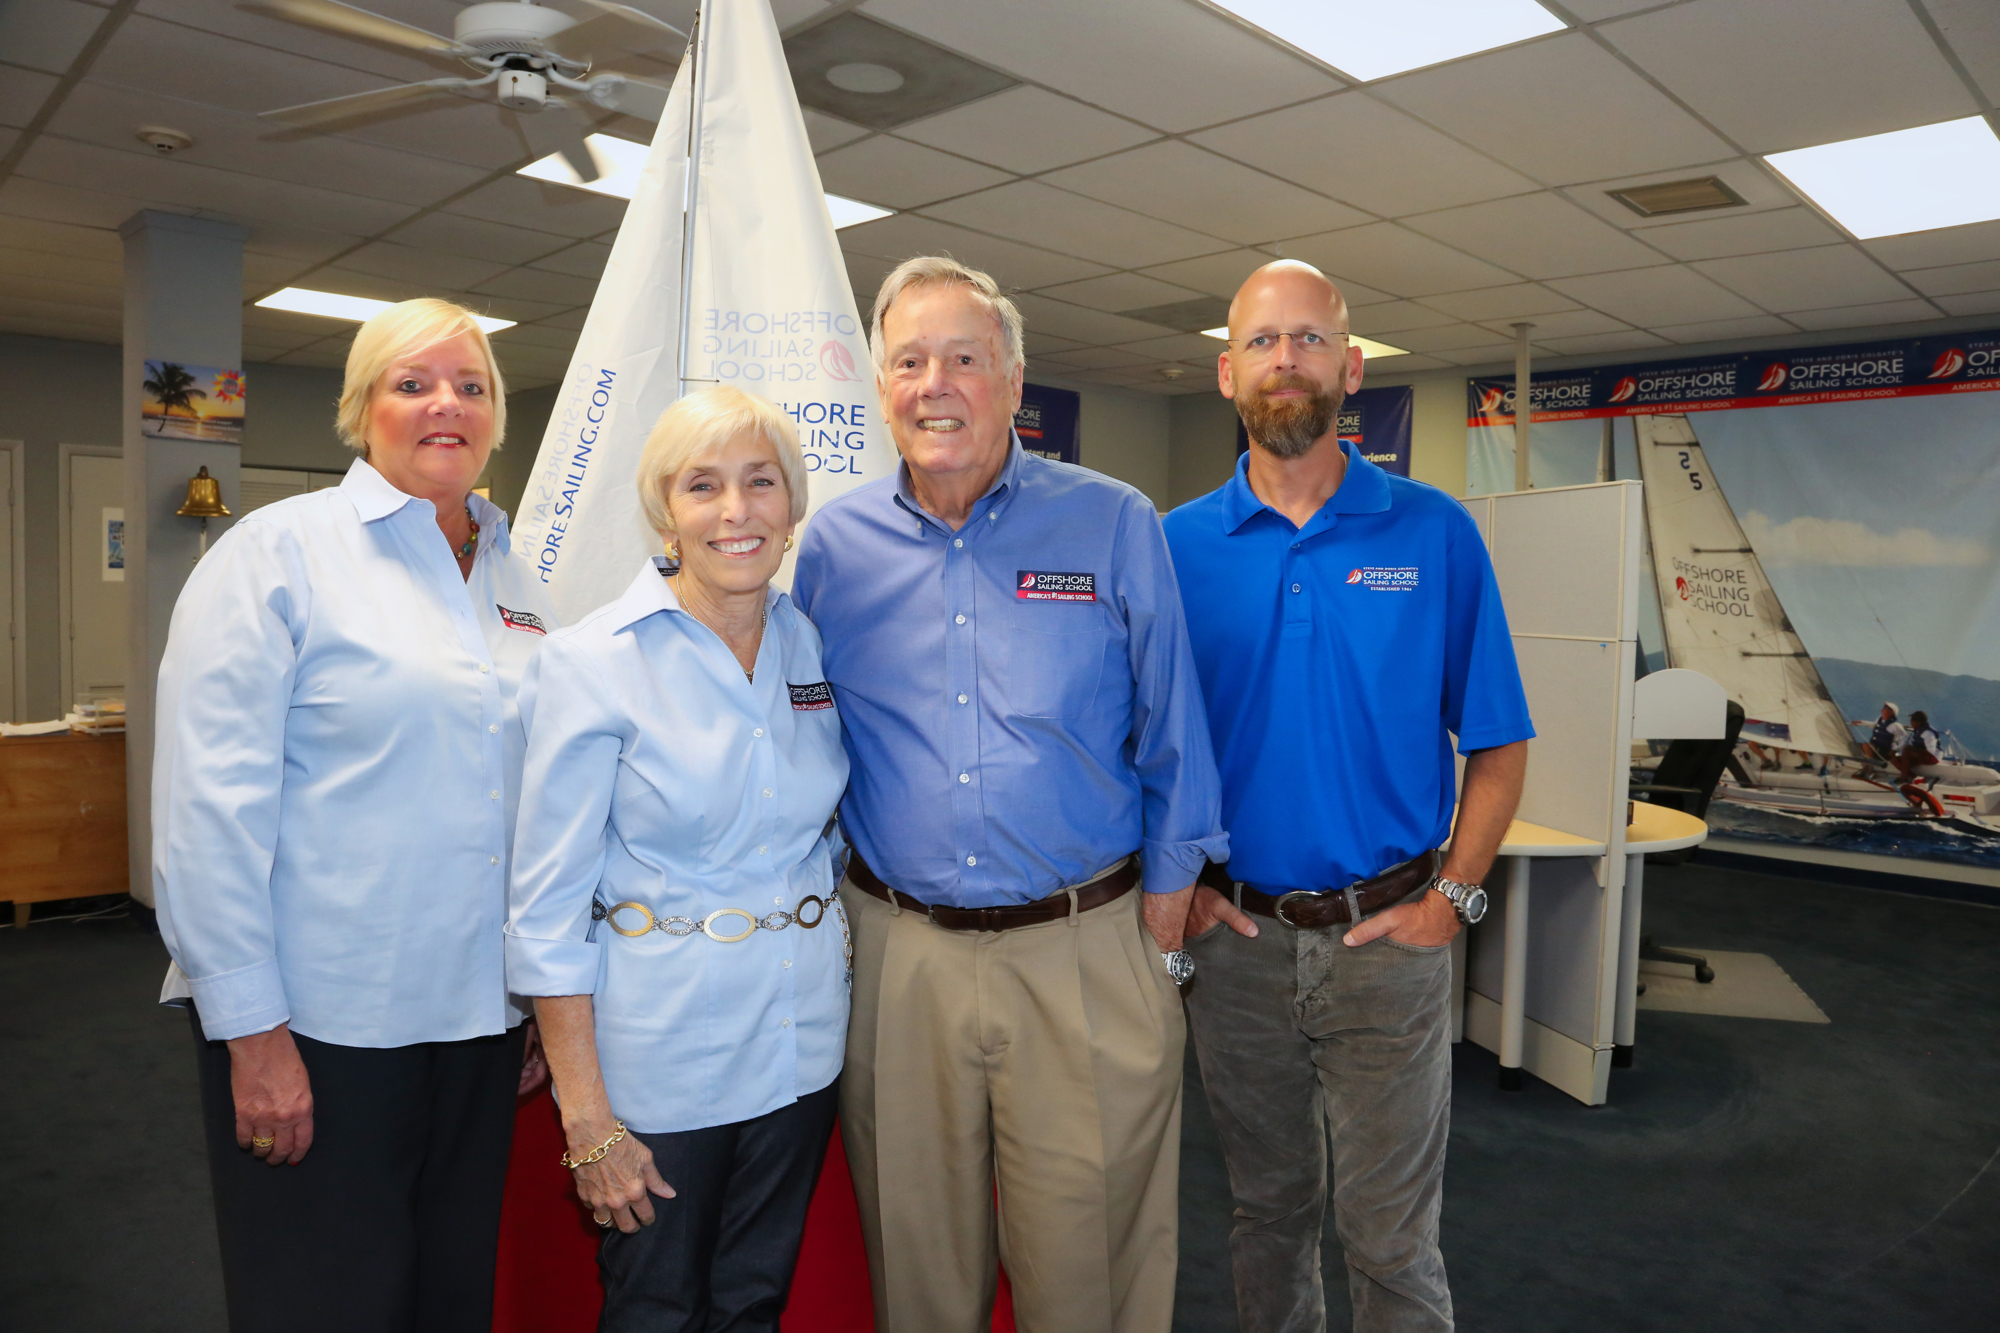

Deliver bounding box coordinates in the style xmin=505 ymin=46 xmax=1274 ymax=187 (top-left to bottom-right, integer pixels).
xmin=599 ymin=1079 xmax=840 ymax=1333
xmin=190 ymin=1008 xmax=525 ymax=1333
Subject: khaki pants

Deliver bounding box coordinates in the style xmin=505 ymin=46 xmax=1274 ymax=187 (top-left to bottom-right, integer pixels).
xmin=839 ymin=873 xmax=1185 ymax=1333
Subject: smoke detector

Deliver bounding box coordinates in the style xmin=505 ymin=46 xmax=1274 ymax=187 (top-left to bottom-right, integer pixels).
xmin=1158 ymin=367 xmax=1186 ymax=381
xmin=136 ymin=126 xmax=193 ymax=155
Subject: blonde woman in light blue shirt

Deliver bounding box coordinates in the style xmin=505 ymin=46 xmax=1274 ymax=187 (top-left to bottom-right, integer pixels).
xmin=507 ymin=385 xmax=849 ymax=1332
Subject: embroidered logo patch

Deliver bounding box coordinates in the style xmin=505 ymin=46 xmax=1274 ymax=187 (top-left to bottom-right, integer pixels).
xmin=1016 ymin=570 xmax=1097 ymax=602
xmin=1346 ymin=567 xmax=1419 ymax=592
xmin=789 ymin=681 xmax=835 ymax=711
xmin=497 ymin=605 xmax=548 ymax=634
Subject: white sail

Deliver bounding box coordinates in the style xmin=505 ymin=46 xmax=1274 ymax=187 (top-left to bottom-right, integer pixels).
xmin=1633 ymin=413 xmax=1858 ymax=757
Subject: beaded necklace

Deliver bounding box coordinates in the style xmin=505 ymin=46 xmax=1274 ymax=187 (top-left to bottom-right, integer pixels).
xmin=456 ymin=504 xmax=479 ymax=560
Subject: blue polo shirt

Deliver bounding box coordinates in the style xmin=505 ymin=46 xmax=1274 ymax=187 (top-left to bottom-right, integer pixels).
xmin=1163 ymin=445 xmax=1533 ymax=892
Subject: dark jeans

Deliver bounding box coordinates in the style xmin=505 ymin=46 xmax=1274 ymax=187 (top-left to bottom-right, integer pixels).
xmin=190 ymin=1008 xmax=525 ymax=1333
xmin=599 ymin=1079 xmax=840 ymax=1333
xmin=1184 ymin=915 xmax=1456 ymax=1333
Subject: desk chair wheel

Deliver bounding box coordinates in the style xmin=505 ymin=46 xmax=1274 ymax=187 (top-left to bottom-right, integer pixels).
xmin=1639 ymin=936 xmax=1713 ymax=984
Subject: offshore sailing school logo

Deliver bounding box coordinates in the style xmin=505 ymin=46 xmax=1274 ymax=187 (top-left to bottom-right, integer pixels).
xmin=1017 ymin=570 xmax=1097 ymax=602
xmin=497 ymin=605 xmax=547 ymax=635
xmin=788 ymin=681 xmax=835 ymax=711
xmin=1757 ymin=363 xmax=1788 ymax=391
xmin=1346 ymin=566 xmax=1419 ymax=592
xmin=1929 ymin=347 xmax=1966 ymax=379
xmin=1609 ymin=376 xmax=1638 ymax=403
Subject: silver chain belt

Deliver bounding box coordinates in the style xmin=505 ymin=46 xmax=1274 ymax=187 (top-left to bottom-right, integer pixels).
xmin=590 ymin=892 xmax=852 ymax=970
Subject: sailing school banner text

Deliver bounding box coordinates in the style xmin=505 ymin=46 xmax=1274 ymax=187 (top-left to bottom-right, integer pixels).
xmin=1238 ymin=383 xmax=1412 ymax=476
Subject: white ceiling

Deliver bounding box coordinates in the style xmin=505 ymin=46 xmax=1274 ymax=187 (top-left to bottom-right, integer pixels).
xmin=1 ymin=0 xmax=1998 ymax=396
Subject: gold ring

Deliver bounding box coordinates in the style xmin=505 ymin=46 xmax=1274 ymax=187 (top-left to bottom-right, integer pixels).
xmin=702 ymin=908 xmax=757 ymax=943
xmin=250 ymin=1136 xmax=275 ymax=1150
xmin=795 ymin=894 xmax=826 ymax=929
xmin=606 ymin=901 xmax=656 ymax=937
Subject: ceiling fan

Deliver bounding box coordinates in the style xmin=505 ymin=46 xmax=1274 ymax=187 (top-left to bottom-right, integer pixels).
xmin=252 ymin=0 xmax=685 ymax=182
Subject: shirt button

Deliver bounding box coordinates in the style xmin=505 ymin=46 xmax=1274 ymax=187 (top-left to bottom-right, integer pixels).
xmin=782 ymin=959 xmax=792 ymax=968
xmin=959 ymin=772 xmax=970 ymax=783
xmin=988 ymin=512 xmax=996 ymax=521
xmin=479 ymin=664 xmax=491 ymax=674
xmin=966 ymin=855 xmax=977 ymax=866
xmin=489 ymin=790 xmax=500 ymax=800
xmin=758 ymin=845 xmax=768 ymax=855
xmin=955 ymin=614 xmax=966 ymax=625
xmin=489 ymin=724 xmax=499 ymax=733
xmin=1292 ymin=583 xmax=1302 ymax=593
xmin=781 ymin=1018 xmax=792 ymax=1028
xmin=954 ymin=538 xmax=964 ymax=548
xmin=775 ymin=895 xmax=785 ymax=904
xmin=957 ymin=693 xmax=968 ymax=705
xmin=763 ymin=788 xmax=773 ymax=798
xmin=1291 ymin=543 xmax=1301 ymax=550
xmin=754 ymin=727 xmax=764 ymax=737
xmin=490 ymin=855 xmax=500 ymax=865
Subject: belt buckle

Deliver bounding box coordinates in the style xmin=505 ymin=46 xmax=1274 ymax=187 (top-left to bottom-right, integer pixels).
xmin=1272 ymin=890 xmax=1322 ymax=928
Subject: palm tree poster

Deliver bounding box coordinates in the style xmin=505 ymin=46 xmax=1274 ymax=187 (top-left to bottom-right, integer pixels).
xmin=141 ymin=362 xmax=244 ymax=442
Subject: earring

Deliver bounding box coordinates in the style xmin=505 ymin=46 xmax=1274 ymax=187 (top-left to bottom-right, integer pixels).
xmin=668 ymin=540 xmax=680 ymax=561
xmin=784 ymin=534 xmax=795 ymax=552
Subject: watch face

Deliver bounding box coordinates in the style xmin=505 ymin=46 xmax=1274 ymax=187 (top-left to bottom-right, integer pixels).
xmin=1462 ymin=887 xmax=1488 ymax=924
xmin=1164 ymin=950 xmax=1195 ymax=984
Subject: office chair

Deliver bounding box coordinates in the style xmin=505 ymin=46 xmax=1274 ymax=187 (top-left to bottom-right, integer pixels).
xmin=1627 ymin=699 xmax=1745 ymax=987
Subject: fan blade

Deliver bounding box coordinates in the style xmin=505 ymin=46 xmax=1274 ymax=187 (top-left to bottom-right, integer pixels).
xmin=583 ymin=73 xmax=670 ymax=121
xmin=519 ymin=107 xmax=601 ymax=183
xmin=260 ymin=78 xmax=475 ymax=128
xmin=247 ymin=0 xmax=465 ymax=56
xmin=544 ymin=2 xmax=686 ymax=62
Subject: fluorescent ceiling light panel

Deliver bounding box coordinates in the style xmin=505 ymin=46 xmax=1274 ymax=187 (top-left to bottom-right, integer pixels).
xmin=256 ymin=287 xmax=516 ymax=333
xmin=1763 ymin=116 xmax=2000 ymax=240
xmin=1208 ymin=0 xmax=1564 ymax=81
xmin=520 ymin=133 xmax=894 ymax=228
xmin=1201 ymin=327 xmax=1408 ymax=359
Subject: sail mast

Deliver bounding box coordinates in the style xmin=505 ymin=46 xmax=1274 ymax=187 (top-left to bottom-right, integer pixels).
xmin=676 ymin=3 xmax=708 ymax=396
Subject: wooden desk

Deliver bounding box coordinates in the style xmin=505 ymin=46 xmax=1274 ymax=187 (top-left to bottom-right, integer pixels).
xmin=0 ymin=731 xmax=129 ymax=926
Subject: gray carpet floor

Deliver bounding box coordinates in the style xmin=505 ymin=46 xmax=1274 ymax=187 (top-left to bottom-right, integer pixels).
xmin=3 ymin=861 xmax=1996 ymax=1332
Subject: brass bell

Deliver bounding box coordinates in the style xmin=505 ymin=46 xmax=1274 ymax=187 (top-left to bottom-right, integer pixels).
xmin=176 ymin=466 xmax=231 ymax=519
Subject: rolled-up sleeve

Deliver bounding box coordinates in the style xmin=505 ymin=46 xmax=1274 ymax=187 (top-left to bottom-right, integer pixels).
xmin=1117 ymin=499 xmax=1230 ymax=890
xmin=153 ymin=522 xmax=304 ymax=1042
xmin=506 ymin=637 xmax=624 ymax=995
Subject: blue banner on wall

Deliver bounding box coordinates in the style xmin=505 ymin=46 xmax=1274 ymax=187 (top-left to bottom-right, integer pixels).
xmin=1234 ymin=384 xmax=1413 ymax=476
xmin=1015 ymin=383 xmax=1080 ymax=463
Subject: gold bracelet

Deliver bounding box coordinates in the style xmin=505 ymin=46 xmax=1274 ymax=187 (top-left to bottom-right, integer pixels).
xmin=560 ymin=1121 xmax=628 ymax=1170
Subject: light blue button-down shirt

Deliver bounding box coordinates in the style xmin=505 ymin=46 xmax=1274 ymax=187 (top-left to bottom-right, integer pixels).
xmin=155 ymin=459 xmax=558 ymax=1046
xmin=793 ymin=438 xmax=1227 ymax=909
xmin=505 ymin=559 xmax=850 ymax=1135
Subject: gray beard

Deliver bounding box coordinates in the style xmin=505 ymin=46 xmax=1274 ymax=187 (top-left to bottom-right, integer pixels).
xmin=1238 ymin=378 xmax=1342 ymax=459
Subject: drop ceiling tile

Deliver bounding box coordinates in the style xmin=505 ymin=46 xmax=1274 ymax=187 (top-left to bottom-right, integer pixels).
xmin=1533 ymin=330 xmax=1673 ymax=356
xmin=488 ymin=323 xmax=581 ymax=351
xmin=528 ymin=241 xmax=613 ymax=280
xmin=391 ymin=211 xmax=577 ymax=267
xmin=1364 ymin=353 xmax=1453 ymax=373
xmin=896 ymin=86 xmax=1156 ymax=175
xmin=308 ymin=265 xmax=467 ymax=306
xmin=443 ymin=177 xmax=627 ymax=241
xmin=1022 ymin=331 xmax=1087 ymax=356
xmin=1041 ymin=347 xmax=1155 ymax=371
xmin=1418 ymin=283 xmax=1583 ymax=323
xmin=0 ymin=272 xmax=119 ymax=311
xmin=1934 ymin=290 xmax=2000 ymax=317
xmin=1927 ymin=0 xmax=2000 ymax=103
xmin=1391 ymin=324 xmax=1518 ymax=353
xmin=0 ymin=176 xmax=145 ymax=231
xmin=0 ymin=296 xmax=119 ymax=338
xmin=816 ymin=136 xmax=1012 ymax=210
xmin=1135 ymin=251 xmax=1277 ymax=299
xmin=339 ymin=240 xmax=512 ymax=293
xmin=139 ymin=0 xmax=465 ymax=85
xmin=1278 ymin=223 xmax=1517 ymax=298
xmin=0 ymin=1 xmax=103 ymax=76
xmin=804 ymin=111 xmax=870 ymax=154
xmin=242 ymin=251 xmax=319 ymax=289
xmin=1599 ymin=0 xmax=1974 ymax=153
xmin=244 ymin=304 xmax=350 ymax=337
xmin=1564 ymin=0 xmax=1678 ymax=17
xmin=243 ymin=336 xmax=321 ymax=361
xmin=242 ymin=223 xmax=366 ymax=265
xmin=0 ymin=245 xmax=118 ymax=288
xmin=537 ymin=307 xmax=591 ymax=332
xmin=922 ymin=181 xmax=1228 ymax=269
xmin=1035 ymin=273 xmax=1204 ymax=315
xmin=1864 ymin=219 xmax=2000 ymax=272
xmin=1637 ymin=207 xmax=1844 ymax=261
xmin=1044 ymin=142 xmax=1367 ymax=247
xmin=863 ymin=0 xmax=1342 ymax=133
xmin=1430 ymin=341 xmax=1526 ymax=365
xmin=1652 ymin=315 xmax=1800 ymax=343
xmin=1115 ymin=333 xmax=1228 ymax=361
xmin=1692 ymin=245 xmax=1913 ymax=311
xmin=1190 ymin=94 xmax=1538 ymax=219
xmin=0 ymin=67 xmax=58 ymax=129
xmin=843 ymin=250 xmax=897 ymax=306
xmin=0 ymin=215 xmax=119 ymax=263
xmin=1009 ymin=292 xmax=1178 ymax=345
xmin=471 ymin=267 xmax=599 ymax=308
xmin=1476 ymin=309 xmax=1631 ymax=340
xmin=1902 ymin=259 xmax=2000 ymax=297
xmin=324 ymin=99 xmax=544 ymax=171
xmin=1403 ymin=193 xmax=1669 ymax=279
xmin=1379 ymin=35 xmax=1733 ymax=186
xmin=1546 ymin=265 xmax=1762 ymax=325
xmin=1782 ymin=299 xmax=1942 ymax=331
xmin=1348 ymin=300 xmax=1463 ymax=335
xmin=839 ymin=212 xmax=1111 ymax=288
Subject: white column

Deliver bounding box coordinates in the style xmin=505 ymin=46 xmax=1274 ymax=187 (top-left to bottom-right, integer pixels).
xmin=121 ymin=211 xmax=247 ymax=907
xmin=1512 ymin=322 xmax=1533 ymax=492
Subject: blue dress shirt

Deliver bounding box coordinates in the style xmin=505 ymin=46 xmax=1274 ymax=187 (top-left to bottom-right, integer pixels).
xmin=155 ymin=460 xmax=559 ymax=1046
xmin=506 ymin=560 xmax=850 ymax=1135
xmin=793 ymin=437 xmax=1227 ymax=909
xmin=1163 ymin=445 xmax=1534 ymax=893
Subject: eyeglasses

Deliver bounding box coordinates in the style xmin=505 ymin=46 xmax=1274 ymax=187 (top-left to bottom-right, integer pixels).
xmin=1229 ymin=331 xmax=1349 ymax=358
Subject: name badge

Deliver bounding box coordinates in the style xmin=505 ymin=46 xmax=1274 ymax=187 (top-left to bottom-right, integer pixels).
xmin=1016 ymin=570 xmax=1096 ymax=602
xmin=789 ymin=681 xmax=835 ymax=711
xmin=497 ymin=604 xmax=548 ymax=634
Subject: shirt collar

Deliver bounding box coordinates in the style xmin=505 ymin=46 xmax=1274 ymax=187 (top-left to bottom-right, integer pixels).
xmin=608 ymin=555 xmax=786 ymax=634
xmin=1219 ymin=439 xmax=1392 ymax=536
xmin=340 ymin=457 xmax=512 ymax=554
xmin=893 ymin=430 xmax=1027 ymax=532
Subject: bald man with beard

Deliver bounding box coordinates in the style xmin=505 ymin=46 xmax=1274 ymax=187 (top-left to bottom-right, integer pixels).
xmin=1162 ymin=262 xmax=1533 ymax=1333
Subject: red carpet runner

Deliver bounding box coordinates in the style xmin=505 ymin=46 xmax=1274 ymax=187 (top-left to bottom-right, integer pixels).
xmin=494 ymin=1086 xmax=1016 ymax=1332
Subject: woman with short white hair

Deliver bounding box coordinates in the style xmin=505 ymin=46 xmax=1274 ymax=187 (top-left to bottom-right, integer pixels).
xmin=154 ymin=297 xmax=554 ymax=1332
xmin=507 ymin=383 xmax=849 ymax=1332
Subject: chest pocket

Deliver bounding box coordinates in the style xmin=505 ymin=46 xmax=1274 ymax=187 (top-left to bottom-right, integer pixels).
xmin=990 ymin=623 xmax=1111 ymax=720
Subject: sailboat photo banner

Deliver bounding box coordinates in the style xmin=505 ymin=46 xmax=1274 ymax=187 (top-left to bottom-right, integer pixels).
xmin=1464 ymin=326 xmax=2000 ymax=425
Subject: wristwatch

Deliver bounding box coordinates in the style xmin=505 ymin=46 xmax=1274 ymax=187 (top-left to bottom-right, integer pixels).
xmin=1431 ymin=875 xmax=1488 ymax=925
xmin=1162 ymin=949 xmax=1195 ymax=984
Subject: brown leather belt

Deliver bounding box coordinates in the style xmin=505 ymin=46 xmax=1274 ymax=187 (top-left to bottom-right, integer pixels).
xmin=846 ymin=851 xmax=1138 ymax=932
xmin=1197 ymin=851 xmax=1439 ymax=930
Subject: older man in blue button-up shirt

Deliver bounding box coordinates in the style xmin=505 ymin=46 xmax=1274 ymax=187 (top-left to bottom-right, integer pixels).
xmin=794 ymin=256 xmax=1226 ymax=1333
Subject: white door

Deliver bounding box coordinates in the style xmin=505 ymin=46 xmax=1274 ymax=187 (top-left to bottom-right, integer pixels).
xmin=68 ymin=452 xmax=127 ymax=707
xmin=0 ymin=448 xmax=14 ymax=722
